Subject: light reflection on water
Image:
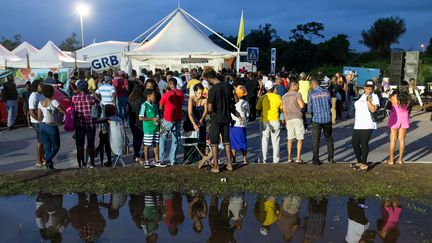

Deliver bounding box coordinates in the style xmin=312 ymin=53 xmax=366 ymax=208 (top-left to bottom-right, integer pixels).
xmin=0 ymin=192 xmax=431 ymax=242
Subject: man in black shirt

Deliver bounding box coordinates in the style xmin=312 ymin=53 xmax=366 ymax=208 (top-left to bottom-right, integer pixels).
xmin=243 ymin=72 xmax=259 ymax=121
xmin=205 ymin=70 xmax=234 ymax=173
xmin=0 ymin=75 xmax=19 ymax=130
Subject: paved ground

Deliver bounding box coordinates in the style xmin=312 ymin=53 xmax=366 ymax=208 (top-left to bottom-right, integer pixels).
xmin=0 ymin=111 xmax=431 ymax=172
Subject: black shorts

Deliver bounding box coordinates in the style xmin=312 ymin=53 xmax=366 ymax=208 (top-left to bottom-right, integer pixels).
xmin=209 ymin=123 xmax=230 ymax=145
xmin=75 ymin=128 xmax=96 ymax=148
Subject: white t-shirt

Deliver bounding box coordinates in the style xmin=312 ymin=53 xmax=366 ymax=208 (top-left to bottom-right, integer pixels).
xmin=354 ymin=94 xmax=380 ymax=130
xmin=38 ymin=99 xmax=60 ymax=123
xmin=345 ymin=219 xmax=369 ymax=243
xmin=158 ymin=80 xmax=167 ymax=94
xmin=29 ymin=92 xmax=45 ymax=123
xmin=231 ymin=99 xmax=250 ymax=128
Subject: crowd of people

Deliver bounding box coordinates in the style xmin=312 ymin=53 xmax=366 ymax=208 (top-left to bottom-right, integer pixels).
xmin=34 ymin=192 xmax=402 ymax=242
xmin=0 ymin=66 xmax=420 ymax=172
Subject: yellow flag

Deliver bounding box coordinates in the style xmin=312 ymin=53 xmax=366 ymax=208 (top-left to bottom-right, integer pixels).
xmin=236 ymin=11 xmax=244 ymax=47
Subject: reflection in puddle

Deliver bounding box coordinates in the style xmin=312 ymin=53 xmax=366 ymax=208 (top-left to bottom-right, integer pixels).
xmin=0 ymin=192 xmax=431 ymax=242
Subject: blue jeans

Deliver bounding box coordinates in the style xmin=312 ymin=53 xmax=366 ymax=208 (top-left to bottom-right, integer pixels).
xmin=40 ymin=123 xmax=60 ymax=167
xmin=117 ymin=96 xmax=128 ymax=121
xmin=6 ymin=100 xmax=18 ymax=128
xmin=159 ymin=120 xmax=181 ymax=164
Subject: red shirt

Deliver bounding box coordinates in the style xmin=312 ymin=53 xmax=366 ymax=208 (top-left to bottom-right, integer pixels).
xmin=160 ymin=89 xmax=184 ymax=122
xmin=112 ymin=78 xmax=128 ymax=97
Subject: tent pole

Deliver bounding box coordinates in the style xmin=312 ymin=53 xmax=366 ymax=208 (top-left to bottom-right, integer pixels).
xmin=236 ymin=43 xmax=241 ymax=74
xmin=131 ymin=9 xmax=178 ymax=45
xmin=180 ymin=9 xmax=239 ymax=52
xmin=26 ymin=54 xmax=30 ymax=69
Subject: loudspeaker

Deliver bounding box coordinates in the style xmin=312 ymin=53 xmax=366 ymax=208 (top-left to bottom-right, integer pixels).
xmin=404 ymin=51 xmax=419 ymax=81
xmin=390 ymin=51 xmax=405 ymax=84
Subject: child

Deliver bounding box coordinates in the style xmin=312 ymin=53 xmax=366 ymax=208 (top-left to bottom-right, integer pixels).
xmin=230 ymin=85 xmax=250 ymax=164
xmin=139 ymin=90 xmax=164 ymax=168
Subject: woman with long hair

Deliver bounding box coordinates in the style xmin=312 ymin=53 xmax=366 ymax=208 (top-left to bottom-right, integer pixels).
xmin=37 ymin=85 xmax=66 ymax=169
xmin=387 ymin=87 xmax=410 ymax=165
xmin=128 ymin=85 xmax=146 ymax=163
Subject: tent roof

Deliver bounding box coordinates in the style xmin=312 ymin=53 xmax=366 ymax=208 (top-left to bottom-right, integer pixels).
xmin=127 ymin=8 xmax=236 ymax=57
xmin=76 ymin=41 xmax=139 ymax=60
xmin=8 ymin=41 xmax=89 ymax=68
xmin=11 ymin=41 xmax=39 ymax=58
xmin=0 ymin=44 xmax=21 ymax=63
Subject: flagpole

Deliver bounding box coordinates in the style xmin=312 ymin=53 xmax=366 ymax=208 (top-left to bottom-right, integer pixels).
xmin=236 ymin=10 xmax=244 ymax=74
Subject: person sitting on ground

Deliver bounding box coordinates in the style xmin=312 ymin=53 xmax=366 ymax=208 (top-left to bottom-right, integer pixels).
xmin=282 ymin=79 xmax=305 ymax=163
xmin=139 ymin=89 xmax=162 ymax=168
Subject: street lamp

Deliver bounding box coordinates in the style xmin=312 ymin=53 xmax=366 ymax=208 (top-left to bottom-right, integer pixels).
xmin=420 ymin=43 xmax=425 ymax=52
xmin=76 ymin=4 xmax=90 ymax=48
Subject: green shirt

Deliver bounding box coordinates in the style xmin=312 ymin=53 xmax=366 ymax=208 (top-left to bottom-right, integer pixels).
xmin=139 ymin=101 xmax=159 ymax=134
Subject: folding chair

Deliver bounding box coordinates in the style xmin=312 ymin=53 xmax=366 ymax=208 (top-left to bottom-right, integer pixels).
xmin=197 ymin=137 xmax=225 ymax=169
xmin=109 ymin=119 xmax=129 ymax=167
xmin=180 ymin=131 xmax=206 ymax=165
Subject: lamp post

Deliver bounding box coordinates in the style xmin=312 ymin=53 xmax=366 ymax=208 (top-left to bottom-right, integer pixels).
xmin=420 ymin=43 xmax=425 ymax=53
xmin=76 ymin=4 xmax=89 ymax=49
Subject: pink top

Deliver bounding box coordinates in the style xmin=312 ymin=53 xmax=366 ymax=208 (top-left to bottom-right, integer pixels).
xmin=381 ymin=206 xmax=401 ymax=231
xmin=388 ymin=104 xmax=410 ymax=129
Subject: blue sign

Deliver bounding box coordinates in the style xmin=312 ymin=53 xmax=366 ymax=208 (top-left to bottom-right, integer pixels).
xmin=91 ymin=55 xmax=120 ymax=70
xmin=247 ymin=47 xmax=259 ymax=62
xmin=343 ymin=66 xmax=381 ymax=86
xmin=271 ymin=48 xmax=276 ymax=75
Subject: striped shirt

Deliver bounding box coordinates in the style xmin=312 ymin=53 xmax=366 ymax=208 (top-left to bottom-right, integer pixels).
xmin=308 ymin=87 xmax=331 ymax=124
xmin=95 ymin=84 xmax=116 ymax=105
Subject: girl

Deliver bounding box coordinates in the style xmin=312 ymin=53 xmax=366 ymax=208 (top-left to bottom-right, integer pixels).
xmin=230 ymin=85 xmax=250 ymax=165
xmin=127 ymin=85 xmax=146 ymax=163
xmin=184 ymin=83 xmax=208 ymax=163
xmin=387 ymin=88 xmax=410 ymax=165
xmin=37 ymin=85 xmax=66 ymax=169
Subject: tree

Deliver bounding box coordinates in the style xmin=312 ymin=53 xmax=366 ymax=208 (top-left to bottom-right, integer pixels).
xmin=59 ymin=32 xmax=80 ymax=51
xmin=289 ymin=22 xmax=325 ymax=41
xmin=360 ymin=16 xmax=406 ymax=58
xmin=426 ymin=38 xmax=432 ymax=56
xmin=0 ymin=34 xmax=22 ymax=50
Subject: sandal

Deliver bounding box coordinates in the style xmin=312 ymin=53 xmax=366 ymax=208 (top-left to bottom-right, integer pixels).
xmin=288 ymin=159 xmax=294 ymax=163
xmin=226 ymin=164 xmax=233 ymax=171
xmin=386 ymin=160 xmax=394 ymax=166
xmin=358 ymin=164 xmax=369 ymax=171
xmin=396 ymin=160 xmax=404 ymax=165
xmin=296 ymin=160 xmax=306 ymax=164
xmin=211 ymin=168 xmax=220 ymax=173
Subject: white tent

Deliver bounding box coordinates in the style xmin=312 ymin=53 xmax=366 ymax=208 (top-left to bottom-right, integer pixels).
xmin=0 ymin=44 xmax=21 ymax=68
xmin=76 ymin=41 xmax=139 ymax=71
xmin=9 ymin=41 xmax=90 ymax=69
xmin=124 ymin=7 xmax=239 ymax=72
xmin=11 ymin=41 xmax=39 ymax=59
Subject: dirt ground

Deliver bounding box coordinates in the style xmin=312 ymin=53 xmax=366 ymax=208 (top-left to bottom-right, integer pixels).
xmin=1 ymin=163 xmax=431 ymax=203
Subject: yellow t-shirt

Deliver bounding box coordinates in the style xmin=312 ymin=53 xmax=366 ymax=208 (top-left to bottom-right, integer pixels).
xmin=87 ymin=78 xmax=96 ymax=91
xmin=298 ymin=80 xmax=310 ymax=104
xmin=256 ymin=93 xmax=282 ymax=122
xmin=263 ymin=200 xmax=279 ymax=226
xmin=186 ymin=79 xmax=201 ymax=89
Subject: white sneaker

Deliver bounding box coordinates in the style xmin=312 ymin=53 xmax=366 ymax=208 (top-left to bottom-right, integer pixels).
xmin=153 ymin=161 xmax=167 ymax=168
xmin=143 ymin=161 xmax=151 ymax=169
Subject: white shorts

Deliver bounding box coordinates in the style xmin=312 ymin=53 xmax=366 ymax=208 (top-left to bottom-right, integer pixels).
xmin=286 ymin=118 xmax=305 ymax=140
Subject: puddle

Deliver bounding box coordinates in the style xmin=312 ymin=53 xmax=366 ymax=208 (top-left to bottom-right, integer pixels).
xmin=0 ymin=192 xmax=431 ymax=242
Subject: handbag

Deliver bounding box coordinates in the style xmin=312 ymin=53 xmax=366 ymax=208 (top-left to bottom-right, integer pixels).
xmin=370 ymin=99 xmax=388 ymax=123
xmin=64 ymin=106 xmax=75 ymax=132
xmin=44 ymin=101 xmax=63 ymax=125
xmin=91 ymin=104 xmax=102 ymax=119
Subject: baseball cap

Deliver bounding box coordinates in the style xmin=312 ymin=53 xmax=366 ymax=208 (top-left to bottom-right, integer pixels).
xmin=264 ymin=81 xmax=274 ymax=90
xmin=365 ymin=80 xmax=374 ymax=87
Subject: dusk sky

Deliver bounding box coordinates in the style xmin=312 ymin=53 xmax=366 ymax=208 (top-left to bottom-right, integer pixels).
xmin=1 ymin=0 xmax=431 ymax=52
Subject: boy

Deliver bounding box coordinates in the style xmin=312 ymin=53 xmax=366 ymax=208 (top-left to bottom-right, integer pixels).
xmin=139 ymin=90 xmax=165 ymax=168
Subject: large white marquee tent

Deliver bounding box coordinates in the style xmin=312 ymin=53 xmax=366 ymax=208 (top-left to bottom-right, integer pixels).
xmin=0 ymin=44 xmax=21 ymax=69
xmin=9 ymin=41 xmax=89 ymax=69
xmin=11 ymin=41 xmax=39 ymax=59
xmin=123 ymin=7 xmax=239 ymax=72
